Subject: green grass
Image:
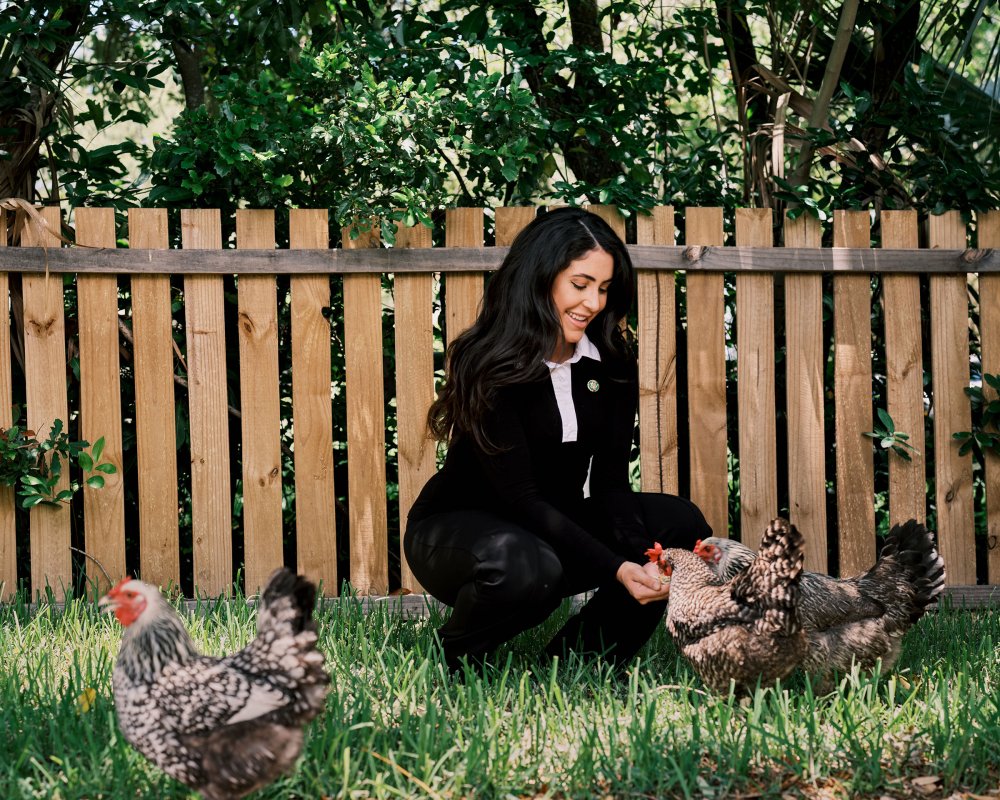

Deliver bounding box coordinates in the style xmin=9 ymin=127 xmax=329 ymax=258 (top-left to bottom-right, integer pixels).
xmin=1 ymin=592 xmax=999 ymax=799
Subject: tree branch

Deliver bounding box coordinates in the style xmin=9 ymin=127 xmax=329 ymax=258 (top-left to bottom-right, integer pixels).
xmin=790 ymin=0 xmax=860 ymax=189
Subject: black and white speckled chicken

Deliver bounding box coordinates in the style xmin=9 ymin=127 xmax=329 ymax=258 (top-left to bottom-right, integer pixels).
xmin=648 ymin=517 xmax=807 ymax=692
xmin=100 ymin=569 xmax=330 ymax=800
xmin=693 ymin=519 xmax=946 ymax=684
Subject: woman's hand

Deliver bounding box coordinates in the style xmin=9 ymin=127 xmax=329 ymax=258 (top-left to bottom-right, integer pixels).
xmin=616 ymin=561 xmax=671 ymax=604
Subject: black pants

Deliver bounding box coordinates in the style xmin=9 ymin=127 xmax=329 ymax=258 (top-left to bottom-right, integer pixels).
xmin=403 ymin=493 xmax=711 ymax=670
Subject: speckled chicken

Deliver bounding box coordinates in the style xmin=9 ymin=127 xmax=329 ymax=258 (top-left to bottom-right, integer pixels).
xmin=649 ymin=517 xmax=806 ymax=692
xmin=100 ymin=569 xmax=330 ymax=800
xmin=694 ymin=519 xmax=946 ymax=684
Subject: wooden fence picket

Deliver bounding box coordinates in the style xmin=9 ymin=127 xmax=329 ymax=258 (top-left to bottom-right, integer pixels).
xmin=880 ymin=211 xmax=926 ymax=525
xmin=444 ymin=208 xmax=484 ymax=346
xmin=128 ymin=208 xmax=180 ymax=589
xmin=394 ymin=217 xmax=436 ymax=594
xmin=288 ymin=210 xmax=337 ymax=595
xmin=587 ymin=205 xmax=626 ymax=240
xmin=235 ymin=210 xmax=283 ymax=595
xmin=343 ymin=224 xmax=388 ymax=595
xmin=979 ymin=210 xmax=1000 ymax=585
xmin=495 ymin=207 xmax=536 ymax=247
xmin=735 ymin=208 xmax=777 ymax=539
xmin=833 ymin=210 xmax=876 ymax=576
xmin=181 ymin=209 xmax=232 ymax=596
xmin=783 ymin=213 xmax=827 ymax=571
xmin=0 ymin=213 xmax=13 ymax=600
xmin=22 ymin=206 xmax=71 ymax=599
xmin=684 ymin=207 xmax=729 ymax=539
xmin=75 ymin=207 xmax=126 ymax=592
xmin=929 ymin=212 xmax=975 ymax=585
xmin=637 ymin=206 xmax=678 ymax=494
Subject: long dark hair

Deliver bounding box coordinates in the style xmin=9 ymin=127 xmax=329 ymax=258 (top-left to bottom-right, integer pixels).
xmin=428 ymin=207 xmax=636 ymax=450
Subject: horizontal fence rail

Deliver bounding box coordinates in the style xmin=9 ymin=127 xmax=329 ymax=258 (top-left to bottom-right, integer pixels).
xmin=0 ymin=205 xmax=998 ymax=607
xmin=1 ymin=246 xmax=998 ymax=274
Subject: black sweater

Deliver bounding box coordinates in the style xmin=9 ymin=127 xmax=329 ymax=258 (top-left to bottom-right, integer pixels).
xmin=408 ymin=351 xmax=646 ymax=580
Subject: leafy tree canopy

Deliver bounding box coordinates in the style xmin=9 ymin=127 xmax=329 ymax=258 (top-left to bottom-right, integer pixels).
xmin=3 ymin=0 xmax=999 ymax=232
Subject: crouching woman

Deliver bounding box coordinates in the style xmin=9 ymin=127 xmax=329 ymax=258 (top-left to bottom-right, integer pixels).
xmin=404 ymin=207 xmax=711 ymax=672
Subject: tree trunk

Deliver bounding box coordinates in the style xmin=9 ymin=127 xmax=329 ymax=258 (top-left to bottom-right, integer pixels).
xmin=171 ymin=40 xmax=207 ymax=111
xmin=497 ymin=0 xmax=620 ymax=192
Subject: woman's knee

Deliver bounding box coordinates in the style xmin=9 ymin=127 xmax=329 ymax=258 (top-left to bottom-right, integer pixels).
xmin=474 ymin=530 xmax=563 ymax=606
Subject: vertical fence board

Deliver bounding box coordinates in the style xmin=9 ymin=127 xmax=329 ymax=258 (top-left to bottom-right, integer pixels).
xmin=343 ymin=226 xmax=388 ymax=595
xmin=444 ymin=208 xmax=484 ymax=346
xmin=394 ymin=220 xmax=435 ymax=593
xmin=495 ymin=207 xmax=536 ymax=246
xmin=22 ymin=207 xmax=71 ymax=598
xmin=587 ymin=205 xmax=626 ymax=240
xmin=75 ymin=208 xmax=126 ymax=591
xmin=235 ymin=210 xmax=283 ymax=594
xmin=181 ymin=209 xmax=232 ymax=596
xmin=735 ymin=209 xmax=777 ymax=539
xmin=129 ymin=209 xmax=179 ymax=588
xmin=685 ymin=208 xmax=729 ymax=538
xmin=784 ymin=214 xmax=827 ymax=570
xmin=881 ymin=211 xmax=926 ymax=525
xmin=289 ymin=210 xmax=337 ymax=594
xmin=637 ymin=207 xmax=678 ymax=494
xmin=929 ymin=212 xmax=975 ymax=585
xmin=0 ymin=214 xmax=13 ymax=599
xmin=979 ymin=211 xmax=1000 ymax=584
xmin=833 ymin=211 xmax=876 ymax=576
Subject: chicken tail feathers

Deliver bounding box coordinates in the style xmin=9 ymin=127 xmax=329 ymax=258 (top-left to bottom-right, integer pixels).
xmin=732 ymin=517 xmax=805 ymax=635
xmin=877 ymin=519 xmax=946 ymax=623
xmin=257 ymin=568 xmax=318 ymax=638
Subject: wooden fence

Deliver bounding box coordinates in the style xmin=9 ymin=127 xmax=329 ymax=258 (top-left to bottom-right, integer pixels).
xmin=1 ymin=205 xmax=999 ymax=603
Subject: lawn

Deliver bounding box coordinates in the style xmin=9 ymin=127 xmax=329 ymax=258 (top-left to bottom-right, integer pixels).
xmin=1 ymin=590 xmax=998 ymax=799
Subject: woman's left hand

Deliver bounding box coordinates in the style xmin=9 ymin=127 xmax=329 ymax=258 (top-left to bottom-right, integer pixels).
xmin=616 ymin=561 xmax=671 ymax=604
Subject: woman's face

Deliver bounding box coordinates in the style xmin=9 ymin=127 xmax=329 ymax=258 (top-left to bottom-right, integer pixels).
xmin=549 ymin=247 xmax=614 ymax=362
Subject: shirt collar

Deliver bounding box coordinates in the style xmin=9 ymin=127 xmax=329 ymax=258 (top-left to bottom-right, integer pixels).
xmin=543 ymin=332 xmax=602 ymax=371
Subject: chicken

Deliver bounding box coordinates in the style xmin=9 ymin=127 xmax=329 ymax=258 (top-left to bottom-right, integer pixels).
xmin=693 ymin=518 xmax=946 ymax=684
xmin=647 ymin=517 xmax=807 ymax=692
xmin=100 ymin=569 xmax=330 ymax=800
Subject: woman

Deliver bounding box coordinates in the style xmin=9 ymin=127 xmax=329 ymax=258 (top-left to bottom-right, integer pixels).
xmin=405 ymin=207 xmax=711 ymax=672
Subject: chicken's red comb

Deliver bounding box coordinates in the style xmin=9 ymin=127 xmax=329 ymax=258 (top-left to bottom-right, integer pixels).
xmin=108 ymin=576 xmax=135 ymax=593
xmin=644 ymin=542 xmax=664 ymax=562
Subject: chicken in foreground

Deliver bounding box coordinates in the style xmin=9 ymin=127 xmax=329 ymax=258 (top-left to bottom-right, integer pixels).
xmin=647 ymin=518 xmax=806 ymax=693
xmin=693 ymin=519 xmax=946 ymax=684
xmin=100 ymin=569 xmax=330 ymax=800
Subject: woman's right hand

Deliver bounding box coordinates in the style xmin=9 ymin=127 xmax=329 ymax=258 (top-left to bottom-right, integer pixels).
xmin=616 ymin=561 xmax=670 ymax=604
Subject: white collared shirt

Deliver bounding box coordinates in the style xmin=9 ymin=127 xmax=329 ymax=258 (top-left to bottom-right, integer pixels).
xmin=543 ymin=333 xmax=602 ymax=443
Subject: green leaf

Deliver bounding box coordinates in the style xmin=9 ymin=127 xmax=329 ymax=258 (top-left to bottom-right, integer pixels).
xmin=95 ymin=463 xmax=118 ymax=475
xmin=85 ymin=475 xmax=105 ymax=489
xmin=876 ymin=408 xmax=894 ymax=431
xmin=91 ymin=437 xmax=105 ymax=464
xmin=78 ymin=452 xmax=94 ymax=472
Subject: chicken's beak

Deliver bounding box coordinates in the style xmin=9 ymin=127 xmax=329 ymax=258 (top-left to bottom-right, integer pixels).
xmin=98 ymin=591 xmax=117 ymax=613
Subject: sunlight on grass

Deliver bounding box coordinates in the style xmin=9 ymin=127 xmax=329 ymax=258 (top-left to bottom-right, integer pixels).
xmin=1 ymin=593 xmax=998 ymax=799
